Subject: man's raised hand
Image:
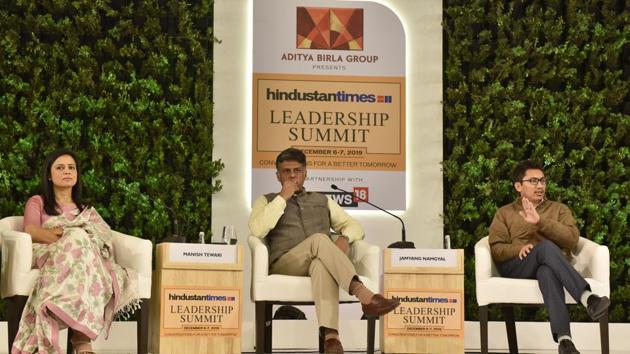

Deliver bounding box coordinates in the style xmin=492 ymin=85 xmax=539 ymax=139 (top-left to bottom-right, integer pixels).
xmin=519 ymin=197 xmax=540 ymax=224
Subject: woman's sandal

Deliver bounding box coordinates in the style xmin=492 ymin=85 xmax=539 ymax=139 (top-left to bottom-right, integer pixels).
xmin=71 ymin=340 xmax=96 ymax=354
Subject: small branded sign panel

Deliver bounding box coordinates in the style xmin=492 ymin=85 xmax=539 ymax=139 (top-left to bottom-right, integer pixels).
xmin=168 ymin=243 xmax=237 ymax=264
xmin=161 ymin=286 xmax=241 ymax=336
xmin=252 ymin=0 xmax=406 ymax=210
xmin=384 ymin=289 xmax=464 ymax=338
xmin=391 ymin=249 xmax=458 ymax=268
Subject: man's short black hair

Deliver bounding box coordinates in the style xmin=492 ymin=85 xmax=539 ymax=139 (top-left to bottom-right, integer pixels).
xmin=276 ymin=148 xmax=306 ymax=169
xmin=511 ymin=160 xmax=544 ymax=183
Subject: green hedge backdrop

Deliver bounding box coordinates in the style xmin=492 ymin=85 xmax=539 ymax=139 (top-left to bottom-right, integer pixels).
xmin=0 ymin=0 xmax=628 ymax=325
xmin=0 ymin=0 xmax=222 ymax=319
xmin=444 ymin=0 xmax=629 ymax=322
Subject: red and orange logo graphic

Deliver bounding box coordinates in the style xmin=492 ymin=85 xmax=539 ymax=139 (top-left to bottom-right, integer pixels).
xmin=297 ymin=7 xmax=363 ymax=50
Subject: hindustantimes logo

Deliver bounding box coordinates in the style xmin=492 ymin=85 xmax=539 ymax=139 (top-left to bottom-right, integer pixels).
xmin=168 ymin=293 xmax=236 ymax=301
xmin=297 ymin=7 xmax=363 ymax=50
xmin=266 ymin=88 xmax=392 ymax=104
xmin=392 ymin=295 xmax=458 ymax=304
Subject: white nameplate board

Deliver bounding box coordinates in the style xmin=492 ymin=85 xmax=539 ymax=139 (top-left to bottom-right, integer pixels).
xmin=390 ymin=249 xmax=458 ymax=268
xmin=168 ymin=243 xmax=238 ymax=264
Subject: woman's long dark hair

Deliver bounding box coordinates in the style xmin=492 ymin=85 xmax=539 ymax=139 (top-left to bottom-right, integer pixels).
xmin=41 ymin=148 xmax=85 ymax=216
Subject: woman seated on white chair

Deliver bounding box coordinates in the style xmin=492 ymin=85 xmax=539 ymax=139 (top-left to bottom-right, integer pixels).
xmin=11 ymin=149 xmax=139 ymax=354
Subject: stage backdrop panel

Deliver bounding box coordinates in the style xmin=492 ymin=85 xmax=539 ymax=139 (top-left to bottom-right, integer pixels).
xmin=252 ymin=0 xmax=406 ymax=210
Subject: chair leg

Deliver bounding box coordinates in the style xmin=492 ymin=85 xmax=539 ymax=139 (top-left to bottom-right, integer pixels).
xmin=318 ymin=326 xmax=324 ymax=353
xmin=6 ymin=295 xmax=28 ymax=354
xmin=67 ymin=328 xmax=74 ymax=354
xmin=255 ymin=301 xmax=265 ymax=354
xmin=502 ymin=306 xmax=518 ymax=354
xmin=137 ymin=298 xmax=150 ymax=354
xmin=479 ymin=305 xmax=489 ymax=354
xmin=599 ymin=310 xmax=609 ymax=354
xmin=255 ymin=301 xmax=273 ymax=354
xmin=264 ymin=302 xmax=273 ymax=353
xmin=367 ymin=316 xmax=376 ymax=354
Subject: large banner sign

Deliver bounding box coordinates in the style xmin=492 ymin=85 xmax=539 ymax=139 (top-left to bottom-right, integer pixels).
xmin=253 ymin=0 xmax=406 ymax=210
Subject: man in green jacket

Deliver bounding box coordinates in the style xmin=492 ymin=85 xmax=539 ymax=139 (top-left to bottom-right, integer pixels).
xmin=489 ymin=160 xmax=610 ymax=354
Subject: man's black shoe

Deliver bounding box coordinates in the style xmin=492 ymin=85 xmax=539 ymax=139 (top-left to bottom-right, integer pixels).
xmin=586 ymin=294 xmax=610 ymax=320
xmin=558 ymin=339 xmax=580 ymax=354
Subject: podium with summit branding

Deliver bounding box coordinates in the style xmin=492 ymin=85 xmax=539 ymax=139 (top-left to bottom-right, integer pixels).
xmin=150 ymin=243 xmax=243 ymax=354
xmin=382 ymin=248 xmax=464 ymax=354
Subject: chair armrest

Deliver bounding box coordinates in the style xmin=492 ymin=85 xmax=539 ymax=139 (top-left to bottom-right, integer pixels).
xmin=1 ymin=230 xmax=33 ymax=298
xmin=0 ymin=217 xmax=25 ymax=246
xmin=248 ymin=235 xmax=269 ymax=282
xmin=474 ymin=236 xmax=493 ymax=282
xmin=589 ymin=244 xmax=610 ymax=285
xmin=351 ymin=240 xmax=380 ymax=282
xmin=573 ymin=237 xmax=609 ymax=283
xmin=571 ymin=237 xmax=610 ymax=297
xmin=111 ymin=231 xmax=153 ymax=278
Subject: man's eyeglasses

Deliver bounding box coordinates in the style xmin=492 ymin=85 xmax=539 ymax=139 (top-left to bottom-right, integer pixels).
xmin=521 ymin=178 xmax=547 ymax=186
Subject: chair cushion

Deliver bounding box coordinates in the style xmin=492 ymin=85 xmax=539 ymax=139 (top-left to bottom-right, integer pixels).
xmin=2 ymin=252 xmax=151 ymax=299
xmin=476 ymin=277 xmax=609 ymax=306
xmin=9 ymin=269 xmax=151 ymax=299
xmin=253 ymin=274 xmax=377 ymax=302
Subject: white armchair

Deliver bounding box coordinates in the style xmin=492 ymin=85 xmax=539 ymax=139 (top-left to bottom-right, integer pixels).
xmin=0 ymin=216 xmax=153 ymax=354
xmin=475 ymin=236 xmax=610 ymax=354
xmin=249 ymin=235 xmax=380 ymax=354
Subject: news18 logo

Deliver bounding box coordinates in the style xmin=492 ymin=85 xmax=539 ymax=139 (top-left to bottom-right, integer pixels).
xmin=352 ymin=187 xmax=368 ymax=203
xmin=324 ymin=187 xmax=369 ymax=207
xmin=296 ymin=7 xmax=364 ymax=50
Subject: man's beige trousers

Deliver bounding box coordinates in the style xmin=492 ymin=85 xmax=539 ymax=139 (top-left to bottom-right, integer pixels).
xmin=270 ymin=233 xmax=357 ymax=330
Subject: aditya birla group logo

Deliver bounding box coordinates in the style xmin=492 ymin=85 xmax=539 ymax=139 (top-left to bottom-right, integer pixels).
xmin=297 ymin=7 xmax=363 ymax=50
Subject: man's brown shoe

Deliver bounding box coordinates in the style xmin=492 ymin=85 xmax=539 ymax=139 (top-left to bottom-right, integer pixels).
xmin=324 ymin=337 xmax=344 ymax=354
xmin=361 ymin=294 xmax=400 ymax=316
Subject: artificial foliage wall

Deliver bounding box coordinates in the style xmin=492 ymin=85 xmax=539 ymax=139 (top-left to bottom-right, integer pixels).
xmin=0 ymin=0 xmax=222 ymax=318
xmin=444 ymin=0 xmax=629 ymax=322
